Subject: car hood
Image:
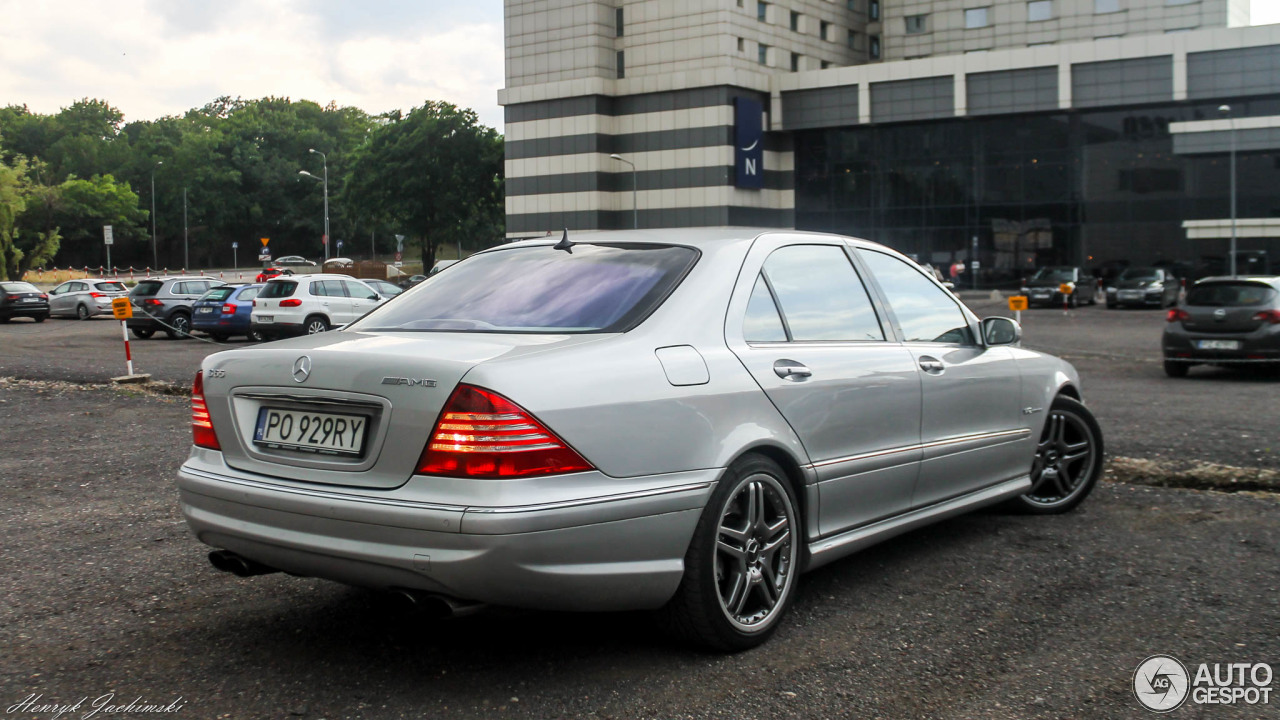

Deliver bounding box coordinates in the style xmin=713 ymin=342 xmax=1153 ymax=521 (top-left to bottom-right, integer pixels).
xmin=1115 ymin=279 xmax=1160 ymax=289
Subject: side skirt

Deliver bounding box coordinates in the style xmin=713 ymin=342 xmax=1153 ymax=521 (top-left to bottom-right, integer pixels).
xmin=803 ymin=475 xmax=1031 ymax=572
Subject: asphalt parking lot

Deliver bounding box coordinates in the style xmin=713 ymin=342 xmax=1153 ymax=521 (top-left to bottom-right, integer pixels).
xmin=1 ymin=300 xmax=1276 ymax=719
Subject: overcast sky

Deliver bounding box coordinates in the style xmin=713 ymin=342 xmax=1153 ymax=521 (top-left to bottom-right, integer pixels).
xmin=1 ymin=0 xmax=1278 ymax=134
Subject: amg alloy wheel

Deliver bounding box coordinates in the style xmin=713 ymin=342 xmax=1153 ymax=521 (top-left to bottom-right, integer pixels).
xmin=660 ymin=454 xmax=799 ymax=651
xmin=1011 ymin=396 xmax=1103 ymax=514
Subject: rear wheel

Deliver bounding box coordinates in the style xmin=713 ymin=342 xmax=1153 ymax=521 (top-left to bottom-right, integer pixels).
xmin=1008 ymin=396 xmax=1103 ymax=514
xmin=1164 ymin=361 xmax=1189 ymax=378
xmin=34 ymin=314 xmax=47 ymax=323
xmin=165 ymin=312 xmax=191 ymax=339
xmin=247 ymin=329 xmax=265 ymax=342
xmin=659 ymin=454 xmax=800 ymax=651
xmin=131 ymin=327 xmax=155 ymax=339
xmin=304 ymin=316 xmax=330 ymax=335
xmin=76 ymin=304 xmax=90 ymax=320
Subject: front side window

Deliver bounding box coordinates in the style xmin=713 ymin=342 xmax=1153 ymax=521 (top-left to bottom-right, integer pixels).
xmin=965 ymin=7 xmax=990 ymax=28
xmin=859 ymin=250 xmax=973 ymax=344
xmin=51 ymin=282 xmax=73 ymax=295
xmin=755 ymin=245 xmax=885 ymax=342
xmin=350 ymin=243 xmax=698 ymax=334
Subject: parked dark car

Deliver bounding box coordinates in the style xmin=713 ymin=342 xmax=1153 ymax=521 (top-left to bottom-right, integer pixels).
xmin=398 ymin=274 xmax=427 ymax=288
xmin=0 ymin=281 xmax=49 ymax=323
xmin=1021 ymin=266 xmax=1098 ymax=307
xmin=1105 ymin=267 xmax=1181 ymax=308
xmin=1162 ymin=276 xmax=1280 ymax=377
xmin=127 ymin=276 xmax=226 ymax=339
xmin=192 ymin=283 xmax=265 ymax=342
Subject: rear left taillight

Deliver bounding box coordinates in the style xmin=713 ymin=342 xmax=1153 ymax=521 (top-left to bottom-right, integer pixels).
xmin=417 ymin=385 xmax=593 ymax=478
xmin=221 ymin=303 xmax=236 ymax=315
xmin=39 ymin=294 xmax=48 ymax=300
xmin=1253 ymin=309 xmax=1280 ymax=324
xmin=1166 ymin=308 xmax=1189 ymax=323
xmin=144 ymin=298 xmax=163 ymax=307
xmin=280 ymin=299 xmax=302 ymax=307
xmin=191 ymin=371 xmax=221 ymax=450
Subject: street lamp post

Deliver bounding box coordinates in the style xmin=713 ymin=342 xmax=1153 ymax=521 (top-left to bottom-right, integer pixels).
xmin=150 ymin=161 xmax=162 ymax=268
xmin=183 ymin=187 xmax=189 ymax=270
xmin=609 ymin=154 xmax=637 ymax=229
xmin=310 ymin=149 xmax=329 ymax=261
xmin=1218 ymin=105 xmax=1237 ymax=277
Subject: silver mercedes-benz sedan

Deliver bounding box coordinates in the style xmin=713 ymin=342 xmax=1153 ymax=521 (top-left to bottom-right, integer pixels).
xmin=179 ymin=228 xmax=1103 ymax=651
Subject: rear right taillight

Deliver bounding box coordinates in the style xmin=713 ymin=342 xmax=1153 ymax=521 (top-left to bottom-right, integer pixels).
xmin=221 ymin=303 xmax=236 ymax=315
xmin=1252 ymin=309 xmax=1280 ymax=324
xmin=1166 ymin=308 xmax=1189 ymax=323
xmin=417 ymin=385 xmax=593 ymax=478
xmin=191 ymin=371 xmax=221 ymax=450
xmin=280 ymin=299 xmax=302 ymax=307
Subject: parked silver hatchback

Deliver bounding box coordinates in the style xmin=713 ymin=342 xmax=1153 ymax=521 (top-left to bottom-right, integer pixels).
xmin=47 ymin=279 xmax=129 ymax=319
xmin=180 ymin=229 xmax=1103 ymax=650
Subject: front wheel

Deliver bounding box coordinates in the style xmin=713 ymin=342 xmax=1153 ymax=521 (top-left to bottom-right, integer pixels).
xmin=1008 ymin=396 xmax=1103 ymax=514
xmin=247 ymin=329 xmax=265 ymax=342
xmin=659 ymin=454 xmax=800 ymax=651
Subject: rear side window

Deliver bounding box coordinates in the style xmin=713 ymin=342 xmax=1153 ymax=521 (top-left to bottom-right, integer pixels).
xmin=752 ymin=245 xmax=885 ymax=342
xmin=202 ymin=287 xmax=235 ymax=302
xmin=95 ymin=282 xmax=127 ymax=292
xmin=349 ymin=243 xmax=698 ymax=333
xmin=259 ymin=281 xmax=298 ymax=299
xmin=1187 ymin=282 xmax=1277 ymax=307
xmin=132 ymin=280 xmax=163 ymax=297
xmin=314 ymin=280 xmax=347 ymax=297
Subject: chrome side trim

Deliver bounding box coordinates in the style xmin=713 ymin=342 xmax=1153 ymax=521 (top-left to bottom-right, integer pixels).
xmin=234 ymin=391 xmax=383 ymax=409
xmin=804 ymin=475 xmax=1031 ymax=571
xmin=803 ymin=428 xmax=1031 ymax=470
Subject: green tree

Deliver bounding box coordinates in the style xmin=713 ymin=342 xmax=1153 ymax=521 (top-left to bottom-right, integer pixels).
xmin=52 ymin=174 xmax=147 ymax=267
xmin=341 ymin=101 xmax=503 ymax=270
xmin=0 ymin=157 xmax=61 ymax=280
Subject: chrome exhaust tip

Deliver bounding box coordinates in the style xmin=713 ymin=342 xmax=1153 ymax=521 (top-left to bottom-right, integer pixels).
xmin=208 ymin=550 xmax=280 ymax=577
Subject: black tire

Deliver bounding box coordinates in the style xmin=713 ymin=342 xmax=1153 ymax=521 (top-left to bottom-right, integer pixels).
xmin=0 ymin=316 xmax=8 ymax=323
xmin=1067 ymin=293 xmax=1078 ymax=309
xmin=1106 ymin=301 xmax=1116 ymax=309
xmin=76 ymin=304 xmax=90 ymax=320
xmin=209 ymin=333 xmax=228 ymax=342
xmin=165 ymin=312 xmax=192 ymax=339
xmin=1164 ymin=361 xmax=1189 ymax=378
xmin=131 ymin=327 xmax=155 ymax=339
xmin=1007 ymin=396 xmax=1103 ymax=515
xmin=247 ymin=329 xmax=265 ymax=342
xmin=304 ymin=315 xmax=330 ymax=335
xmin=658 ymin=454 xmax=801 ymax=652
xmin=34 ymin=314 xmax=47 ymax=323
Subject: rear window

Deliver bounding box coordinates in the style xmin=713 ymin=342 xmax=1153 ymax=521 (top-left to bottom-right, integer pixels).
xmin=132 ymin=280 xmax=163 ymax=296
xmin=201 ymin=287 xmax=236 ymax=302
xmin=349 ymin=243 xmax=699 ymax=333
xmin=95 ymin=281 xmax=127 ymax=292
xmin=1 ymin=282 xmax=40 ymax=293
xmin=1186 ymin=282 xmax=1278 ymax=307
xmin=259 ymin=281 xmax=298 ymax=299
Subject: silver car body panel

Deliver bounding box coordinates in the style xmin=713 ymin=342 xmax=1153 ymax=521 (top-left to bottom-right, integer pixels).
xmin=180 ymin=227 xmax=1086 ymax=611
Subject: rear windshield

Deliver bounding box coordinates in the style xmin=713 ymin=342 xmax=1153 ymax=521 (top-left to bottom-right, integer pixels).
xmin=95 ymin=281 xmax=127 ymax=292
xmin=1186 ymin=282 xmax=1278 ymax=307
xmin=349 ymin=243 xmax=699 ymax=333
xmin=132 ymin=280 xmax=163 ymax=297
xmin=1 ymin=282 xmax=40 ymax=293
xmin=201 ymin=287 xmax=235 ymax=302
xmin=259 ymin=281 xmax=298 ymax=299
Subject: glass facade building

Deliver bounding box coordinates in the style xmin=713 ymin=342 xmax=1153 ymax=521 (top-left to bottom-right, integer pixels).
xmin=794 ymin=97 xmax=1280 ymax=287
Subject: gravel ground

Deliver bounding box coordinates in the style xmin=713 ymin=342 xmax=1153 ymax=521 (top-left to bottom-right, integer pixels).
xmin=1 ymin=380 xmax=1276 ymax=719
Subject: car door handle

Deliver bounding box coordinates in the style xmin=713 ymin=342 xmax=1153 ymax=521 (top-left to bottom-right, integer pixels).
xmin=918 ymin=356 xmax=945 ymax=375
xmin=773 ymin=360 xmax=812 ymax=380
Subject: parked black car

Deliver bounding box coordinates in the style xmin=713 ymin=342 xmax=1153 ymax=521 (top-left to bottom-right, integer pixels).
xmin=0 ymin=281 xmax=49 ymax=323
xmin=1105 ymin=267 xmax=1181 ymax=308
xmin=1021 ymin=266 xmax=1099 ymax=307
xmin=1162 ymin=276 xmax=1280 ymax=377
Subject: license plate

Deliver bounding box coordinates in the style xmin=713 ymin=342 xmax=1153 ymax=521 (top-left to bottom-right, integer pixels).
xmin=197 ymin=307 xmax=215 ymax=314
xmin=22 ymin=297 xmax=38 ymax=303
xmin=253 ymin=408 xmax=367 ymax=456
xmin=258 ymin=315 xmax=273 ymax=323
xmin=1118 ymin=290 xmax=1140 ymax=299
xmin=1197 ymin=339 xmax=1241 ymax=350
xmin=1032 ymin=291 xmax=1050 ymax=297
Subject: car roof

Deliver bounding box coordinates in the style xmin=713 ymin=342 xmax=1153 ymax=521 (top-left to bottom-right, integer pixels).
xmin=1194 ymin=275 xmax=1280 ymax=288
xmin=266 ymin=273 xmax=367 ymax=281
xmin=494 ymin=227 xmax=902 ymax=253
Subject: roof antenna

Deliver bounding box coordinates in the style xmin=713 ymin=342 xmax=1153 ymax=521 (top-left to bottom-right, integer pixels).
xmin=553 ymin=227 xmax=574 ymax=254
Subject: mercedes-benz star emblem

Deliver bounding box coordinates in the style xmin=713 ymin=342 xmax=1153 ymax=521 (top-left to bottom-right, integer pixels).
xmin=292 ymin=355 xmax=312 ymax=383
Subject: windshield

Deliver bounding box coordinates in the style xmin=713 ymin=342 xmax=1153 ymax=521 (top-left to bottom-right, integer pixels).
xmin=131 ymin=280 xmax=163 ymax=296
xmin=1118 ymin=268 xmax=1159 ymax=282
xmin=1030 ymin=267 xmax=1076 ymax=282
xmin=349 ymin=243 xmax=699 ymax=333
xmin=1 ymin=282 xmax=40 ymax=293
xmin=1186 ymin=282 xmax=1277 ymax=307
xmin=259 ymin=281 xmax=298 ymax=299
xmin=95 ymin=281 xmax=128 ymax=292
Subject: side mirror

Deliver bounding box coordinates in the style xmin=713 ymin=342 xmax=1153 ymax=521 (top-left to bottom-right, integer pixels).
xmin=982 ymin=316 xmax=1021 ymax=346
xmin=368 ymin=294 xmax=380 ymax=301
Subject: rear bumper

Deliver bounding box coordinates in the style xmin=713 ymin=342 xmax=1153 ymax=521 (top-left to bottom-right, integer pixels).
xmin=193 ymin=314 xmax=251 ymax=334
xmin=1163 ymin=327 xmax=1280 ymax=363
xmin=1 ymin=304 xmax=49 ymax=318
xmin=177 ymin=447 xmax=716 ymax=610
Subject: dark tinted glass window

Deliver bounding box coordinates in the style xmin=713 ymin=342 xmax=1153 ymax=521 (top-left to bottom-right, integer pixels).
xmin=202 ymin=287 xmax=235 ymax=302
xmin=132 ymin=280 xmax=163 ymax=297
xmin=859 ymin=250 xmax=973 ymax=343
xmin=350 ymin=243 xmax=698 ymax=333
xmin=259 ymin=281 xmax=298 ymax=299
xmin=1186 ymin=282 xmax=1277 ymax=307
xmin=761 ymin=245 xmax=884 ymax=341
xmin=95 ymin=282 xmax=127 ymax=292
xmin=744 ymin=274 xmax=787 ymax=342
